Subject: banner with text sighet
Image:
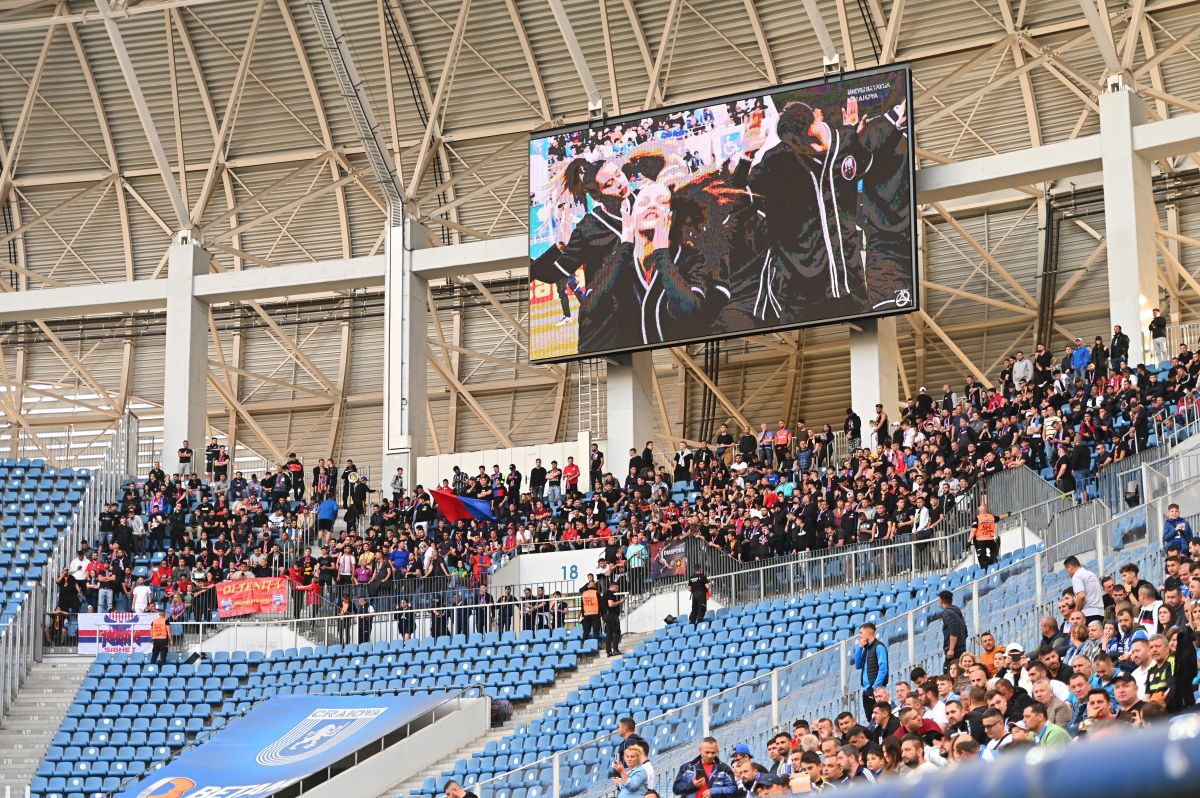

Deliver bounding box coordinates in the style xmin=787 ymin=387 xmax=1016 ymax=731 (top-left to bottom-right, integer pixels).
xmin=119 ymin=693 xmax=452 ymax=798
xmin=528 ymin=66 xmax=917 ymax=363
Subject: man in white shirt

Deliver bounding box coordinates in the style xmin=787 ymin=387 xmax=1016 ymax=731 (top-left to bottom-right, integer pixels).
xmin=1128 ymin=638 xmax=1153 ymax=700
xmin=131 ymin=577 xmax=152 ymax=613
xmin=1135 ymin=585 xmax=1163 ymax=636
xmin=1064 ymin=556 xmax=1106 ymax=623
xmin=920 ymin=683 xmax=948 ymax=731
xmin=67 ymin=550 xmax=90 ymax=584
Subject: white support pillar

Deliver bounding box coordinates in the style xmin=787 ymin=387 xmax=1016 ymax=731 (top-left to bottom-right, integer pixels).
xmin=849 ymin=317 xmax=900 ymax=437
xmin=1100 ymin=84 xmax=1160 ymax=364
xmin=162 ymin=235 xmax=209 ymax=465
xmin=605 ymin=351 xmax=656 ymax=477
xmin=383 ymin=218 xmax=429 ymax=482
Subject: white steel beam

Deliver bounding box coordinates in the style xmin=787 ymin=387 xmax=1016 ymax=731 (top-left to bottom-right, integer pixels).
xmin=545 ymin=0 xmax=602 ymax=114
xmin=94 ymin=0 xmax=191 ymax=231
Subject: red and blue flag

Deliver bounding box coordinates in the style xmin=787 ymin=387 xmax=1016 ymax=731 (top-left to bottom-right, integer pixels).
xmin=431 ymin=488 xmax=496 ymax=522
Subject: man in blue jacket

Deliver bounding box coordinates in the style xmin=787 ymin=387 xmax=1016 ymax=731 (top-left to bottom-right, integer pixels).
xmin=1163 ymin=503 xmax=1194 ymax=553
xmin=1070 ymin=338 xmax=1090 ymax=380
xmin=854 ymin=622 xmax=889 ymax=717
xmin=673 ymin=737 xmax=737 ymax=798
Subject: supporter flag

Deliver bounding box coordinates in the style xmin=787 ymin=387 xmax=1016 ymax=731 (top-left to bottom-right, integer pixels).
xmin=432 ymin=488 xmax=496 ymax=522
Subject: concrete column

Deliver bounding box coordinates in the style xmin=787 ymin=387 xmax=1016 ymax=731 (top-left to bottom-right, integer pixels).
xmin=849 ymin=317 xmax=900 ymax=435
xmin=1099 ymin=84 xmax=1160 ymax=364
xmin=605 ymin=351 xmax=656 ymax=476
xmin=383 ymin=219 xmax=428 ymax=482
xmin=162 ymin=235 xmax=209 ymax=465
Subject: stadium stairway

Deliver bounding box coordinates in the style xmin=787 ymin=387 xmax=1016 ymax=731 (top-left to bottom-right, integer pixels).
xmin=381 ymin=637 xmax=638 ymax=798
xmin=0 ymin=655 xmax=93 ymax=796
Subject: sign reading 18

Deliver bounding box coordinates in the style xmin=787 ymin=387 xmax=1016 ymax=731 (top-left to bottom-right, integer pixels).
xmin=561 ymin=565 xmax=579 ymax=580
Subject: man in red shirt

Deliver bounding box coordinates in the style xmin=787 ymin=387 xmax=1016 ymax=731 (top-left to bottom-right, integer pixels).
xmin=563 ymin=457 xmax=581 ymax=496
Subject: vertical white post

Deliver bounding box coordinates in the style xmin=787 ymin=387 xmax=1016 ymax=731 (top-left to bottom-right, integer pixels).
xmin=971 ymin=582 xmax=980 ymax=638
xmin=552 ymin=751 xmax=561 ymax=798
xmin=1034 ymin=554 xmax=1044 ymax=608
xmin=162 ymin=234 xmax=209 ymax=465
xmin=701 ymin=696 xmax=710 ymax=737
xmin=770 ymin=670 xmax=780 ymax=728
xmin=906 ymin=612 xmax=915 ymax=666
xmin=838 ymin=639 xmax=847 ymax=694
xmin=1099 ymin=83 xmax=1160 ymax=364
xmin=849 ymin=317 xmax=901 ymax=433
xmin=383 ymin=219 xmax=429 ymax=479
xmin=606 ymin=352 xmax=656 ymax=475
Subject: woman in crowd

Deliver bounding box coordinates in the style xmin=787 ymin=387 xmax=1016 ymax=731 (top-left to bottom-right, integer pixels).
xmin=612 ymin=742 xmax=651 ymax=798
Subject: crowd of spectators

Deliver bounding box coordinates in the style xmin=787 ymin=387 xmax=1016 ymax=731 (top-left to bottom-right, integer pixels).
xmin=591 ymin=541 xmax=1199 ymax=795
xmin=46 ymin=326 xmax=1200 ymax=633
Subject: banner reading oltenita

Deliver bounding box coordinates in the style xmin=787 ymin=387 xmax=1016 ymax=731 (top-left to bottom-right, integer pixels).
xmin=215 ymin=576 xmax=288 ymax=618
xmin=119 ymin=693 xmax=452 ymax=798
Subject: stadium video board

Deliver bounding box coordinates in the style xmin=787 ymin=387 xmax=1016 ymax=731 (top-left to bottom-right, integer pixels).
xmin=528 ymin=66 xmax=916 ymax=363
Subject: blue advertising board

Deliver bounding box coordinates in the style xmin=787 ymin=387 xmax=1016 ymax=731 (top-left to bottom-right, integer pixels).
xmin=119 ymin=692 xmax=452 ymax=798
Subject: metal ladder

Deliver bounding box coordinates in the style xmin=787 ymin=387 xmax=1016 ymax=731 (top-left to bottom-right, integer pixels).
xmin=576 ymin=358 xmax=606 ymax=436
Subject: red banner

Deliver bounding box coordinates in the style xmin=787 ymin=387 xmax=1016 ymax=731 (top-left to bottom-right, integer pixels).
xmin=215 ymin=576 xmax=288 ymax=618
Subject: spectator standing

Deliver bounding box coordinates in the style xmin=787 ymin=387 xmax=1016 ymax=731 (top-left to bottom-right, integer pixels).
xmin=938 ymin=591 xmax=968 ymax=670
xmin=580 ymin=573 xmax=603 ymax=641
xmin=968 ymin=496 xmax=1008 ymax=569
xmin=672 ymin=738 xmax=737 ymax=798
xmin=340 ymin=459 xmax=358 ymax=508
xmin=687 ymin=565 xmax=709 ymax=624
xmin=602 ymin=581 xmax=625 ymax=656
xmin=1149 ymin=308 xmax=1168 ymax=364
xmin=204 ymin=437 xmax=219 ymax=479
xmin=149 ymin=609 xmax=171 ymax=666
xmin=1064 ymin=556 xmax=1105 ymax=624
xmin=390 ymin=467 xmax=405 ymax=502
xmin=177 ymin=440 xmax=193 ymax=474
xmin=854 ymin=622 xmax=889 ymax=717
xmin=1110 ymin=325 xmax=1130 ymax=371
xmin=1162 ymin=503 xmax=1193 ymax=553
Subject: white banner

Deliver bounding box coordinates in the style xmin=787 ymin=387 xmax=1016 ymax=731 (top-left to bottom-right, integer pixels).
xmin=78 ymin=612 xmax=157 ymax=655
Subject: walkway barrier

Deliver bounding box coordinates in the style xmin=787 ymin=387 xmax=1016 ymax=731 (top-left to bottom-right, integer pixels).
xmin=471 ymin=482 xmax=1166 ymax=798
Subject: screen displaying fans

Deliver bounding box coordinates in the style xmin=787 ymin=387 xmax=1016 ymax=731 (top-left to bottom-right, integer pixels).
xmin=528 ymin=66 xmax=916 ymax=363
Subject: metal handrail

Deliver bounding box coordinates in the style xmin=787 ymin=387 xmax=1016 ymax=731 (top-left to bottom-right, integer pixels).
xmin=469 ymin=478 xmax=1164 ymax=798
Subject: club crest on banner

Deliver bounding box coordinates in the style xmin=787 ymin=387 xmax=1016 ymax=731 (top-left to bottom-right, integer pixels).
xmin=255 ymin=707 xmax=386 ymax=766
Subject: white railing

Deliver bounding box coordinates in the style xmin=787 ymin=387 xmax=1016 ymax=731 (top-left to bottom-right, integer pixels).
xmin=467 ymin=465 xmax=1185 ymax=798
xmin=0 ymin=411 xmax=135 ymax=721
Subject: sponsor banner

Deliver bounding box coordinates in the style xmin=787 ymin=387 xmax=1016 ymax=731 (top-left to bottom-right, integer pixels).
xmin=78 ymin=613 xmax=156 ymax=655
xmin=650 ymin=539 xmax=688 ymax=580
xmin=119 ymin=693 xmax=452 ymax=798
xmin=215 ymin=576 xmax=288 ymax=619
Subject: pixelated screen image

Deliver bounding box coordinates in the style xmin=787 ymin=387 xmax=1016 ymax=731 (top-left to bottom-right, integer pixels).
xmin=528 ymin=66 xmax=917 ymax=363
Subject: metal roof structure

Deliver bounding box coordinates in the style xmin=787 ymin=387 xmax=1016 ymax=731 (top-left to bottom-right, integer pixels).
xmin=2 ymin=0 xmax=1200 ymax=472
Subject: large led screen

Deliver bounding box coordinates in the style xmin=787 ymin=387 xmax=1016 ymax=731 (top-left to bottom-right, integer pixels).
xmin=528 ymin=66 xmax=917 ymax=363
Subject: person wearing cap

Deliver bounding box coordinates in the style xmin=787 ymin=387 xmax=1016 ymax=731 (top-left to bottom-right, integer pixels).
xmin=751 ymin=773 xmax=791 ymax=796
xmin=672 ymin=737 xmax=737 ymax=798
xmin=731 ymin=746 xmax=767 ymax=794
xmin=1113 ymin=673 xmax=1145 ymax=720
xmin=1070 ymin=337 xmax=1090 ymax=380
